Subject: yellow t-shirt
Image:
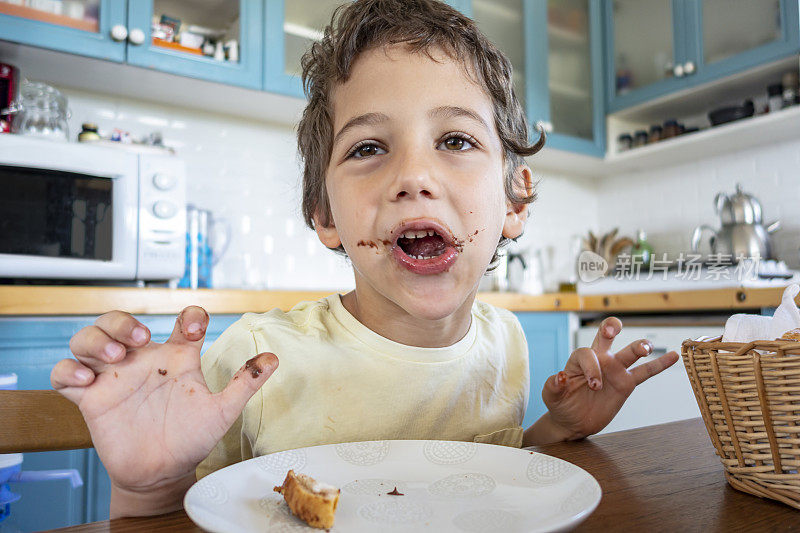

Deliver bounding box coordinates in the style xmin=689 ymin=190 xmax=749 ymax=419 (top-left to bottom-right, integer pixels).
xmin=197 ymin=294 xmax=529 ymax=478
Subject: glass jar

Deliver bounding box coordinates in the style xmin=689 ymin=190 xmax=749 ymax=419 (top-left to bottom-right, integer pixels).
xmin=9 ymin=81 xmax=70 ymax=141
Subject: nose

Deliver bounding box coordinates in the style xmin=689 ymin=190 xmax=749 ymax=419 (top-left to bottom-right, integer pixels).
xmin=388 ymin=148 xmax=440 ymax=202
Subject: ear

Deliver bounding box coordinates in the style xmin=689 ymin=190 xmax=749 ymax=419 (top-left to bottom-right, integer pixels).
xmin=501 ymin=164 xmax=533 ymax=240
xmin=313 ymin=209 xmax=342 ymax=249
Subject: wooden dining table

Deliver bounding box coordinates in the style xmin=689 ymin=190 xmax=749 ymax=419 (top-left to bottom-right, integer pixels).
xmin=51 ymin=418 xmax=799 ymax=532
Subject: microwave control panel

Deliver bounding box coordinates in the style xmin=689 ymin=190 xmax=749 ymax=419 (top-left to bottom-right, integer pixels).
xmin=137 ymin=154 xmax=186 ymax=280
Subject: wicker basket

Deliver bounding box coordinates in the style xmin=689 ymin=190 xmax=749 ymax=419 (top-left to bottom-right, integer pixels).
xmin=682 ymin=335 xmax=800 ymax=509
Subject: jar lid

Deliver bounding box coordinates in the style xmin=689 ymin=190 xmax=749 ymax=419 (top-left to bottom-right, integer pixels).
xmin=82 ymin=122 xmax=99 ymax=131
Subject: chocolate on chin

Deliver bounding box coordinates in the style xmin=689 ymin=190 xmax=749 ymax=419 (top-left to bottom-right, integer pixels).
xmin=273 ymin=469 xmax=340 ymax=529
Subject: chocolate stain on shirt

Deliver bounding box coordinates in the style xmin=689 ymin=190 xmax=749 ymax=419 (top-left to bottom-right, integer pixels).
xmin=387 ymin=487 xmax=404 ymax=496
xmin=158 ymin=368 xmax=167 ymax=376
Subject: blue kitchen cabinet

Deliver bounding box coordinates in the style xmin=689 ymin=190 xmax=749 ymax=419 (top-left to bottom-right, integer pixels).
xmin=0 ymin=0 xmax=126 ymax=62
xmin=0 ymin=313 xmax=239 ymax=531
xmin=126 ymin=0 xmax=263 ymax=90
xmin=264 ymin=0 xmax=469 ymax=98
xmin=469 ymin=0 xmax=606 ymax=157
xmin=605 ymin=0 xmax=800 ymax=113
xmin=515 ymin=312 xmax=572 ymax=429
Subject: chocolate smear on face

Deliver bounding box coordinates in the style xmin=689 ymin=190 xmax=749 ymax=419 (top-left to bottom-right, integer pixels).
xmin=158 ymin=368 xmax=167 ymax=376
xmin=245 ymin=356 xmax=263 ymax=378
xmin=387 ymin=487 xmax=404 ymax=496
xmin=357 ymin=240 xmax=378 ymax=249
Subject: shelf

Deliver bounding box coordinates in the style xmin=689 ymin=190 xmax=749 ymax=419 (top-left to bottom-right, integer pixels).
xmin=0 ymin=2 xmax=98 ymax=32
xmin=549 ymin=82 xmax=590 ymax=100
xmin=603 ymin=104 xmax=800 ymax=175
xmin=151 ymin=38 xmax=203 ymax=56
xmin=548 ymin=24 xmax=587 ymax=46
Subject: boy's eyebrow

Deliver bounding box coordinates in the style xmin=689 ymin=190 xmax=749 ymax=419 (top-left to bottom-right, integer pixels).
xmin=429 ymin=106 xmax=490 ymax=134
xmin=333 ymin=112 xmax=389 ymax=146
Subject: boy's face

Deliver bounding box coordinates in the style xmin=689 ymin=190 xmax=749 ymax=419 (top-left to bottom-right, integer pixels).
xmin=316 ymin=44 xmax=530 ymax=321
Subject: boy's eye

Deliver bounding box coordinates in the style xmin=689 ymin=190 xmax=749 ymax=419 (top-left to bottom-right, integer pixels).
xmin=439 ymin=135 xmax=474 ymax=151
xmin=350 ymin=143 xmax=386 ymax=159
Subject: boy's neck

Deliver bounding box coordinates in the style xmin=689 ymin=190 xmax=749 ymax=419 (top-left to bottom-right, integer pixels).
xmin=340 ymin=288 xmax=475 ymax=348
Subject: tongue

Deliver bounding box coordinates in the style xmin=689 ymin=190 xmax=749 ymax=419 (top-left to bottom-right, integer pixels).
xmin=400 ymin=235 xmax=447 ymax=257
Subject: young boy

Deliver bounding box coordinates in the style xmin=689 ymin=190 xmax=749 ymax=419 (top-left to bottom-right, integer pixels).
xmin=50 ymin=0 xmax=678 ymax=518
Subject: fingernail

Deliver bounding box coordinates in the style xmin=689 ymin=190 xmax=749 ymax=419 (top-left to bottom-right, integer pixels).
xmin=105 ymin=342 xmax=123 ymax=360
xmin=590 ymin=378 xmax=602 ymax=390
xmin=187 ymin=322 xmax=202 ymax=334
xmin=75 ymin=368 xmax=93 ymax=382
xmin=132 ymin=326 xmax=148 ymax=344
xmin=643 ymin=341 xmax=654 ymax=354
xmin=605 ymin=326 xmax=615 ymax=337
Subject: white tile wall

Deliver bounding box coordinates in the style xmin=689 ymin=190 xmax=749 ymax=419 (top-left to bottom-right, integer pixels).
xmin=597 ymin=138 xmax=800 ymax=269
xmin=63 ymin=87 xmax=356 ymax=290
xmin=63 ymin=86 xmax=800 ymax=290
xmin=60 ymin=87 xmax=599 ymax=290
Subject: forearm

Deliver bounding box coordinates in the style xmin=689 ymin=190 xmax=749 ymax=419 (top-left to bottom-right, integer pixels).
xmin=522 ymin=411 xmax=582 ymax=448
xmin=110 ymin=471 xmax=196 ymax=518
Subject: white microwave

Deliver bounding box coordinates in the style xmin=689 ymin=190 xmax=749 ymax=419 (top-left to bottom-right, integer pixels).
xmin=0 ymin=135 xmax=186 ymax=281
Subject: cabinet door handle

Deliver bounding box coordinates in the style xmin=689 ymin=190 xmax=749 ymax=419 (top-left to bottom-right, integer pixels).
xmin=684 ymin=61 xmax=696 ymax=75
xmin=673 ymin=64 xmax=685 ymax=77
xmin=128 ymin=28 xmax=146 ymax=46
xmin=110 ymin=24 xmax=128 ymax=42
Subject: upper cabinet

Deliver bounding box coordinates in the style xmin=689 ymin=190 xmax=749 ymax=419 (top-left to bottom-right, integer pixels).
xmin=126 ymin=0 xmax=264 ymax=89
xmin=0 ymin=0 xmax=126 ymax=61
xmin=470 ymin=0 xmax=605 ymax=157
xmin=263 ymin=0 xmax=342 ymax=97
xmin=605 ymin=0 xmax=800 ymax=113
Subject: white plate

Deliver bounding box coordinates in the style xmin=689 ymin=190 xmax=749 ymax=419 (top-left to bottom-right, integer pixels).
xmin=185 ymin=440 xmax=601 ymax=532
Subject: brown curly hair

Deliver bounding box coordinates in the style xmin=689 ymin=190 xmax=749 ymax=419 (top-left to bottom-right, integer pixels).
xmin=297 ymin=0 xmax=545 ymax=264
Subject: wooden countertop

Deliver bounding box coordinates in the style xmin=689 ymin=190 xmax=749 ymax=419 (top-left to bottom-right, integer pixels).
xmin=49 ymin=419 xmax=800 ymax=532
xmin=0 ymin=285 xmax=792 ymax=316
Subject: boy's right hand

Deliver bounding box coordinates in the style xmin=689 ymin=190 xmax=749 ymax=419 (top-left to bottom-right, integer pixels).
xmin=50 ymin=306 xmax=278 ymax=516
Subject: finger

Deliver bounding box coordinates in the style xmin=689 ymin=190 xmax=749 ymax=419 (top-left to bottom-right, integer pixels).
xmin=630 ymin=351 xmax=680 ymax=385
xmin=591 ymin=317 xmax=623 ymax=355
xmin=94 ymin=310 xmax=150 ymax=347
xmin=541 ymin=371 xmax=568 ymax=405
xmin=614 ymin=339 xmax=654 ymax=368
xmin=51 ymin=358 xmax=95 ymax=404
xmin=217 ymin=352 xmax=279 ymax=424
xmin=69 ymin=325 xmax=128 ymax=372
xmin=166 ymin=306 xmax=210 ymax=346
xmin=571 ymin=347 xmax=603 ymax=390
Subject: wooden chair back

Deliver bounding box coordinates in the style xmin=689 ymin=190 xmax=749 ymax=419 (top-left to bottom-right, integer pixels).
xmin=0 ymin=390 xmax=92 ymax=453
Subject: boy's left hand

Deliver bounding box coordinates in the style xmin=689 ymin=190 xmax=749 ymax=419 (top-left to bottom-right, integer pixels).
xmin=542 ymin=317 xmax=679 ymax=440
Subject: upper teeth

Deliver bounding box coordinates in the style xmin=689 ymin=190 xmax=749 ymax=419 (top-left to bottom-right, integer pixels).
xmin=400 ymin=230 xmax=435 ymax=239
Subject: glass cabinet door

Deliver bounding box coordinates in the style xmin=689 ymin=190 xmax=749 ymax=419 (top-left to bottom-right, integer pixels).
xmin=471 ymin=0 xmax=527 ymax=110
xmin=264 ymin=0 xmax=344 ymax=98
xmin=610 ymin=0 xmax=678 ymax=97
xmin=126 ymin=0 xmax=263 ymax=89
xmin=0 ymin=0 xmax=126 ymax=61
xmin=545 ymin=0 xmax=595 ymax=143
xmin=701 ymin=0 xmax=781 ymax=66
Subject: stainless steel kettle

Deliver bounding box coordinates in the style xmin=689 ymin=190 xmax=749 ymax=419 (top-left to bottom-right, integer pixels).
xmin=691 ymin=183 xmax=779 ymax=259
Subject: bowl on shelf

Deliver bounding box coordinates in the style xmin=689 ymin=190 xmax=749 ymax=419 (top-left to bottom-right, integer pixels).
xmin=708 ymin=99 xmax=754 ymax=126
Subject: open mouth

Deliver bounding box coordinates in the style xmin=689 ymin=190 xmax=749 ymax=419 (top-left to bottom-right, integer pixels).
xmin=396 ymin=229 xmax=448 ymax=260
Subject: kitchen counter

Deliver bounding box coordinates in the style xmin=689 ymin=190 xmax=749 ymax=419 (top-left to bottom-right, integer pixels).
xmin=48 ymin=418 xmax=800 ymax=532
xmin=0 ymin=285 xmax=792 ymax=315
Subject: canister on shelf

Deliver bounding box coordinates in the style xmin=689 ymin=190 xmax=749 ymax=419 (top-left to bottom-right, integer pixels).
xmin=78 ymin=123 xmax=100 ymax=142
xmin=648 ymin=125 xmax=662 ymax=143
xmin=632 ymin=130 xmax=648 ymax=148
xmin=662 ymin=119 xmax=680 ymax=139
xmin=781 ymin=72 xmax=798 ymax=106
xmin=617 ymin=133 xmax=632 ymax=152
xmin=767 ymin=83 xmax=784 ymax=112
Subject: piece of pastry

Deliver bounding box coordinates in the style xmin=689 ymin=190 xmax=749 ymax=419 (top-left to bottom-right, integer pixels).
xmin=273 ymin=470 xmax=340 ymax=529
xmin=778 ymin=328 xmax=800 ymax=341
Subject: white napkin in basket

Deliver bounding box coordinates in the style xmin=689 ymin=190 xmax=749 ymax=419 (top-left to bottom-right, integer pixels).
xmin=722 ymin=284 xmax=800 ymax=342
